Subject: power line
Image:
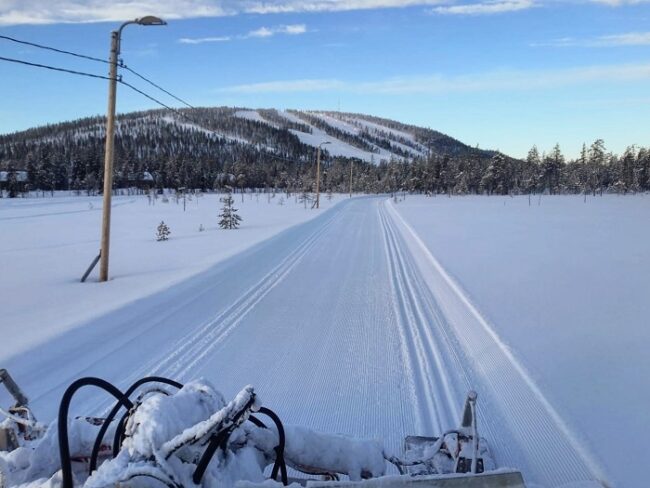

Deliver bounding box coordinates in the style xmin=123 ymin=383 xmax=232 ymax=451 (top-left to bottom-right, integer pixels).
xmin=0 ymin=34 xmax=110 ymax=64
xmin=0 ymin=51 xmax=313 ymax=166
xmin=1 ymin=33 xmax=196 ymax=109
xmin=119 ymin=79 xmax=188 ymax=119
xmin=0 ymin=33 xmax=193 ymax=108
xmin=0 ymin=55 xmax=113 ymax=81
xmin=121 ymin=65 xmax=194 ymax=109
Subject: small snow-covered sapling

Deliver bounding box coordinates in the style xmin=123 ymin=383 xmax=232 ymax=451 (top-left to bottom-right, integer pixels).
xmin=156 ymin=221 xmax=171 ymax=241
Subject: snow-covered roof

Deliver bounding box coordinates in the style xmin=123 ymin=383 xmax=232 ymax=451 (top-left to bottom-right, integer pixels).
xmin=0 ymin=170 xmax=28 ymax=182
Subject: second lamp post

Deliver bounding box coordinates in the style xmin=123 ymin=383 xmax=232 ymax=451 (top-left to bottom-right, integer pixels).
xmin=315 ymin=141 xmax=330 ymax=209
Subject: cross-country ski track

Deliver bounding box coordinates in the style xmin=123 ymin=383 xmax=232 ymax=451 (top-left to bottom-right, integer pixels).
xmin=4 ymin=197 xmax=607 ymax=487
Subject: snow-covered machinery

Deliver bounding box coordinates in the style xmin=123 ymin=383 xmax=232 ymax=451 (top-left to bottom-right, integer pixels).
xmin=1 ymin=370 xmax=525 ymax=487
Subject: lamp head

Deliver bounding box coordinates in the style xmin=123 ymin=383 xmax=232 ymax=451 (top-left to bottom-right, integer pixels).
xmin=136 ymin=16 xmax=167 ymax=26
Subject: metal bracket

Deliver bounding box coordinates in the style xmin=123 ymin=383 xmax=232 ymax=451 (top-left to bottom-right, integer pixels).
xmin=0 ymin=369 xmax=28 ymax=407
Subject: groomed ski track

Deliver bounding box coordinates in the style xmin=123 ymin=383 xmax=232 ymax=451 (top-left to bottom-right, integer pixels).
xmin=4 ymin=197 xmax=605 ymax=487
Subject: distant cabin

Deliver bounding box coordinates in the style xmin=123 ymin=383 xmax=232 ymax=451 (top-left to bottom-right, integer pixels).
xmin=119 ymin=170 xmax=155 ymax=189
xmin=0 ymin=170 xmax=29 ymax=194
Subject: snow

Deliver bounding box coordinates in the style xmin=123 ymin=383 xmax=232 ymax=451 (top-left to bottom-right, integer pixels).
xmin=340 ymin=116 xmax=428 ymax=157
xmin=392 ymin=194 xmax=650 ymax=488
xmin=1 ymin=194 xmax=637 ymax=488
xmin=308 ymin=113 xmax=361 ymax=137
xmin=235 ymin=110 xmax=273 ymax=126
xmin=283 ymin=426 xmax=386 ymax=481
xmin=342 ymin=117 xmax=417 ymax=144
xmin=0 ymin=191 xmax=340 ymax=364
xmin=161 ymin=115 xmax=249 ymax=144
xmin=275 ymin=111 xmax=393 ymax=164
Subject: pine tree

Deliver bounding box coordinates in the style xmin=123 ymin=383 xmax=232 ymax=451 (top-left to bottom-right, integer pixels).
xmin=219 ymin=193 xmax=242 ymax=229
xmin=588 ymin=139 xmax=606 ymax=195
xmin=541 ymin=144 xmax=564 ymax=194
xmin=525 ymin=146 xmax=541 ymax=193
xmin=156 ymin=221 xmax=171 ymax=241
xmin=298 ymin=190 xmax=312 ymax=209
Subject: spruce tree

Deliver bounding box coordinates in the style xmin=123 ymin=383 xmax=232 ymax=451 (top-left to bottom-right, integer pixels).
xmin=298 ymin=190 xmax=312 ymax=209
xmin=219 ymin=192 xmax=242 ymax=229
xmin=156 ymin=221 xmax=171 ymax=241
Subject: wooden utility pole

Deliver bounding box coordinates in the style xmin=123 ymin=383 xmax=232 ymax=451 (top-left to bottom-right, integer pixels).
xmin=349 ymin=159 xmax=353 ymax=198
xmin=99 ymin=30 xmax=119 ymax=282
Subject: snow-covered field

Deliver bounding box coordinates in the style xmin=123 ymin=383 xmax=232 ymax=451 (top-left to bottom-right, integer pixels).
xmin=392 ymin=194 xmax=650 ymax=488
xmin=0 ymin=191 xmax=340 ymax=362
xmin=1 ymin=193 xmax=643 ymax=488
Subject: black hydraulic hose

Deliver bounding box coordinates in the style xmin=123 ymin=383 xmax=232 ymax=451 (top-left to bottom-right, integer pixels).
xmin=192 ymin=428 xmax=231 ymax=484
xmin=193 ymin=396 xmax=257 ymax=483
xmin=112 ymin=409 xmax=131 ymax=457
xmin=257 ymin=407 xmax=288 ymax=485
xmin=89 ymin=376 xmax=183 ymax=474
xmin=248 ymin=415 xmax=267 ymax=428
xmin=58 ymin=377 xmax=133 ymax=488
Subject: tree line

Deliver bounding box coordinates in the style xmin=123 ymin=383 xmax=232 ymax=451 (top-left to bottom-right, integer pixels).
xmin=0 ymin=108 xmax=647 ymax=197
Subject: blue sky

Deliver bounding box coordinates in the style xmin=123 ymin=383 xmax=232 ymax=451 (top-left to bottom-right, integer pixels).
xmin=0 ymin=0 xmax=649 ymax=159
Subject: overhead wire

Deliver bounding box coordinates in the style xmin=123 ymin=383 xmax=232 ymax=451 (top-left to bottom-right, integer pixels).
xmin=0 ymin=35 xmax=316 ymax=165
xmin=0 ymin=55 xmax=113 ymax=81
xmin=0 ymin=34 xmax=110 ymax=64
xmin=121 ymin=64 xmax=194 ymax=109
xmin=0 ymin=33 xmax=190 ymax=106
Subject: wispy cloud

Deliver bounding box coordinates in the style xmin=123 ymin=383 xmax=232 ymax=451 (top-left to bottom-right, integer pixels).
xmin=178 ymin=36 xmax=232 ymax=44
xmin=431 ymin=0 xmax=535 ymax=15
xmin=247 ymin=24 xmax=307 ymax=38
xmin=218 ymin=63 xmax=650 ymax=94
xmin=0 ymin=1 xmax=448 ymax=26
xmin=533 ymin=31 xmax=650 ymax=47
xmin=178 ymin=24 xmax=307 ymax=44
xmin=238 ymin=1 xmax=449 ymax=14
xmin=1 ymin=0 xmax=646 ymax=25
xmin=0 ymin=1 xmax=232 ymax=26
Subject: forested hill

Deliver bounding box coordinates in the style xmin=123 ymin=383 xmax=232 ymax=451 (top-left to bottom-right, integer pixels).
xmin=0 ymin=107 xmax=648 ymax=196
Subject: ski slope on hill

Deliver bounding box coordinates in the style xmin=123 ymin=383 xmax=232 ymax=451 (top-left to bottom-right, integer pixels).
xmin=2 ymin=197 xmax=605 ymax=487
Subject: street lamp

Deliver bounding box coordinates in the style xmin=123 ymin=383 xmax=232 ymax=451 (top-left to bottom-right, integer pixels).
xmin=349 ymin=158 xmax=355 ymax=198
xmin=315 ymin=141 xmax=330 ymax=209
xmin=99 ymin=16 xmax=166 ymax=282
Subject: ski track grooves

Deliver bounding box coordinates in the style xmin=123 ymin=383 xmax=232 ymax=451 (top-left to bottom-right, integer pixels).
xmin=378 ymin=203 xmax=459 ymax=435
xmin=133 ymin=208 xmax=340 ymax=383
xmin=383 ymin=199 xmax=608 ymax=487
